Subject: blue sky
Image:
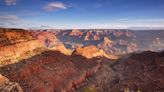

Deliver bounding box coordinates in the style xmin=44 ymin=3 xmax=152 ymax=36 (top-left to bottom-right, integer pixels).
xmin=0 ymin=0 xmax=164 ymax=29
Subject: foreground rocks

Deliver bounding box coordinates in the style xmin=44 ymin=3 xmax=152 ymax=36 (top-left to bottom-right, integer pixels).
xmin=0 ymin=51 xmax=102 ymax=92
xmin=77 ymin=51 xmax=164 ymax=92
xmin=0 ymin=74 xmax=23 ymax=92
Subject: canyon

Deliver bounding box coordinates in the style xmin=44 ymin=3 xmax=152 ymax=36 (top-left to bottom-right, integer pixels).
xmin=0 ymin=28 xmax=164 ymax=92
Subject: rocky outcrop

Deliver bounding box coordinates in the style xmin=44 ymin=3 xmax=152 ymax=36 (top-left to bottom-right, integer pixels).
xmin=69 ymin=29 xmax=83 ymax=37
xmin=72 ymin=45 xmax=118 ymax=59
xmin=0 ymin=40 xmax=44 ymax=67
xmin=50 ymin=43 xmax=72 ymax=55
xmin=0 ymin=29 xmax=44 ymax=67
xmin=34 ymin=31 xmax=72 ymax=55
xmin=77 ymin=51 xmax=164 ymax=92
xmin=0 ymin=51 xmax=101 ymax=92
xmin=98 ymin=37 xmax=113 ymax=48
xmin=0 ymin=74 xmax=23 ymax=92
xmin=0 ymin=29 xmax=72 ymax=67
xmin=98 ymin=37 xmax=117 ymax=54
xmin=127 ymin=43 xmax=138 ymax=53
xmin=111 ymin=51 xmax=164 ymax=92
xmin=93 ymin=34 xmax=99 ymax=41
xmin=0 ymin=28 xmax=34 ymax=47
xmin=83 ymin=32 xmax=91 ymax=41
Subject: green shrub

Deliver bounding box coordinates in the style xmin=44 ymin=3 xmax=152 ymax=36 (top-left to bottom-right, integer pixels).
xmin=84 ymin=87 xmax=96 ymax=92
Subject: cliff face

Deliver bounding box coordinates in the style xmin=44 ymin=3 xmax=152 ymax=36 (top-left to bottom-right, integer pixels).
xmin=0 ymin=28 xmax=34 ymax=47
xmin=0 ymin=28 xmax=44 ymax=67
xmin=77 ymin=51 xmax=164 ymax=92
xmin=0 ymin=74 xmax=23 ymax=92
xmin=0 ymin=51 xmax=101 ymax=92
xmin=72 ymin=45 xmax=118 ymax=60
xmin=34 ymin=31 xmax=72 ymax=55
xmin=0 ymin=29 xmax=72 ymax=67
xmin=111 ymin=51 xmax=164 ymax=92
xmin=0 ymin=40 xmax=44 ymax=66
xmin=0 ymin=28 xmax=103 ymax=92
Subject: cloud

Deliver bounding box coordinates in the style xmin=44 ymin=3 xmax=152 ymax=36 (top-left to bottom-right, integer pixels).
xmin=0 ymin=15 xmax=19 ymax=21
xmin=0 ymin=15 xmax=21 ymax=27
xmin=4 ymin=0 xmax=17 ymax=5
xmin=43 ymin=2 xmax=67 ymax=12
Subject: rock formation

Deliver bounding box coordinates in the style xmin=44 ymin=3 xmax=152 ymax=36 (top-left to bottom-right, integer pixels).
xmin=127 ymin=43 xmax=138 ymax=53
xmin=0 ymin=51 xmax=101 ymax=92
xmin=98 ymin=37 xmax=116 ymax=54
xmin=0 ymin=28 xmax=44 ymax=67
xmin=69 ymin=29 xmax=83 ymax=37
xmin=98 ymin=37 xmax=113 ymax=48
xmin=83 ymin=32 xmax=91 ymax=41
xmin=0 ymin=28 xmax=72 ymax=67
xmin=0 ymin=74 xmax=23 ymax=92
xmin=77 ymin=51 xmax=164 ymax=92
xmin=72 ymin=45 xmax=118 ymax=59
xmin=34 ymin=31 xmax=72 ymax=55
xmin=0 ymin=28 xmax=34 ymax=47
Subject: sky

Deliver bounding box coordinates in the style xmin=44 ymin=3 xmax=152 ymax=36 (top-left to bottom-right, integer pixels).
xmin=0 ymin=0 xmax=164 ymax=29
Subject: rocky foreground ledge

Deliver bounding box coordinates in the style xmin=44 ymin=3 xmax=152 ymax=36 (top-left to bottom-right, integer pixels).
xmin=0 ymin=74 xmax=23 ymax=92
xmin=0 ymin=51 xmax=103 ymax=92
xmin=76 ymin=51 xmax=164 ymax=92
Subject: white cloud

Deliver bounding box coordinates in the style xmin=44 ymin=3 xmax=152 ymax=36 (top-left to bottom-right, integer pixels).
xmin=43 ymin=2 xmax=67 ymax=12
xmin=0 ymin=15 xmax=21 ymax=28
xmin=0 ymin=15 xmax=19 ymax=21
xmin=4 ymin=0 xmax=17 ymax=5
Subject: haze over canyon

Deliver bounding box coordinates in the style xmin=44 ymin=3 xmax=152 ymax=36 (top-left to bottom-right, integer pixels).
xmin=0 ymin=28 xmax=163 ymax=92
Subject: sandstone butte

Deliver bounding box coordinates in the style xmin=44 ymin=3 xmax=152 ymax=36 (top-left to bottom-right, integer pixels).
xmin=72 ymin=45 xmax=118 ymax=60
xmin=69 ymin=29 xmax=83 ymax=36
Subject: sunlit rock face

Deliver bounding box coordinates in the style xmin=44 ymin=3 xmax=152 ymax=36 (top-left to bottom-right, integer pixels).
xmin=98 ymin=37 xmax=115 ymax=53
xmin=33 ymin=31 xmax=72 ymax=55
xmin=69 ymin=29 xmax=83 ymax=37
xmin=0 ymin=28 xmax=34 ymax=47
xmin=0 ymin=28 xmax=72 ymax=67
xmin=72 ymin=45 xmax=118 ymax=59
xmin=0 ymin=40 xmax=44 ymax=66
xmin=0 ymin=28 xmax=44 ymax=67
xmin=0 ymin=74 xmax=23 ymax=92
